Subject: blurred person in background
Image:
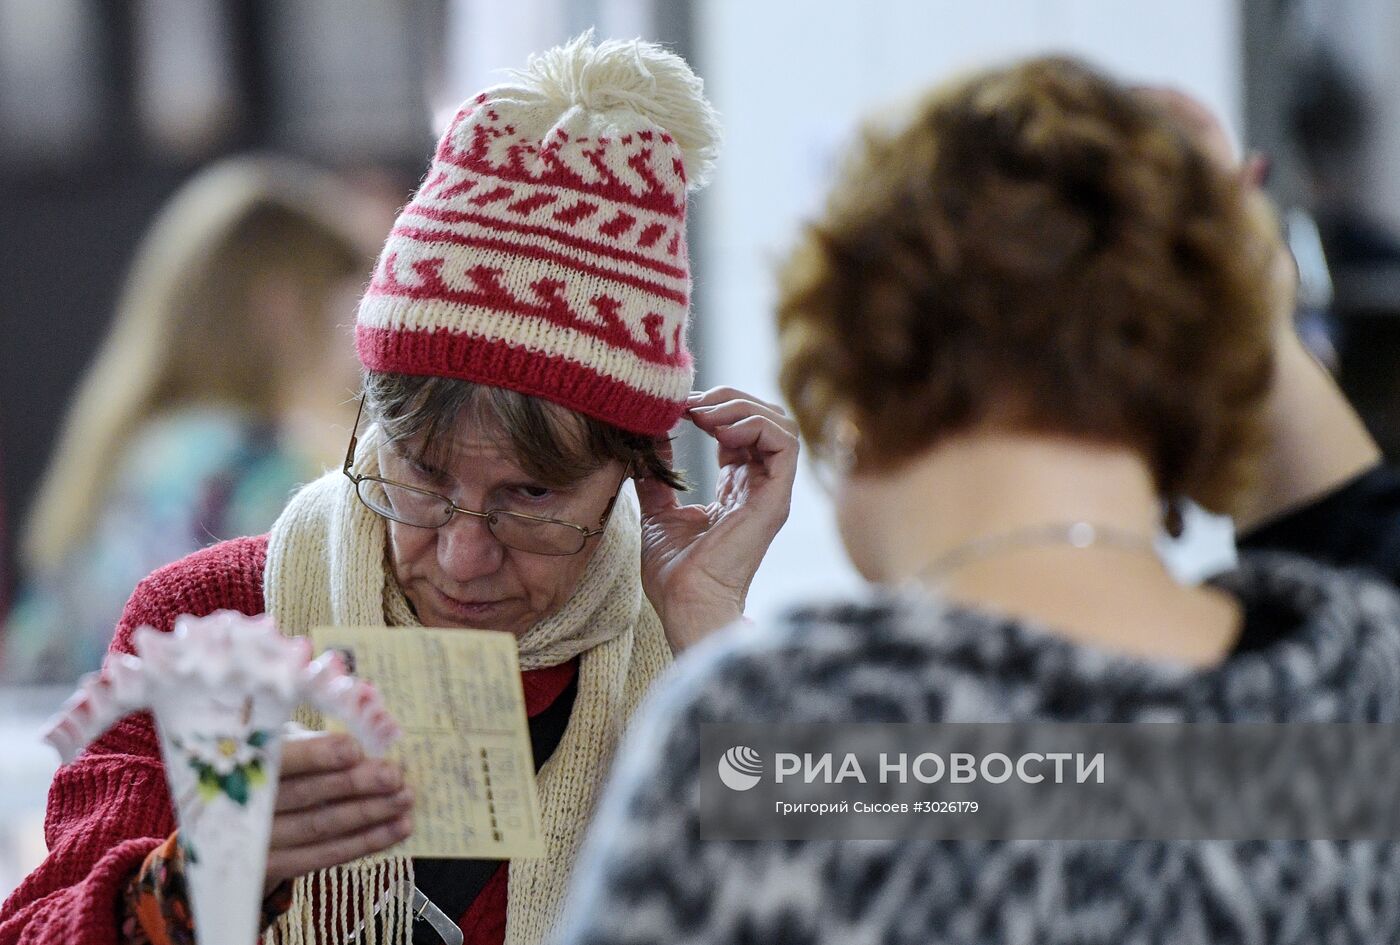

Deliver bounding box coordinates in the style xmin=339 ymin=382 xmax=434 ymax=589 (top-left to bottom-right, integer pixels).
xmin=1 ymin=156 xmax=374 ymax=684
xmin=556 ymin=57 xmax=1400 ymax=944
xmin=0 ymin=34 xmax=797 ymax=945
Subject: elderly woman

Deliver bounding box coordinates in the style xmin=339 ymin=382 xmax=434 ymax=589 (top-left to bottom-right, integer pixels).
xmin=0 ymin=35 xmax=796 ymax=945
xmin=554 ymin=57 xmax=1400 ymax=944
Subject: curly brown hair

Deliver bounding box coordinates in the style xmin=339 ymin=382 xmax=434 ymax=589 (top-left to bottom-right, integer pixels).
xmin=777 ymin=57 xmax=1283 ymax=515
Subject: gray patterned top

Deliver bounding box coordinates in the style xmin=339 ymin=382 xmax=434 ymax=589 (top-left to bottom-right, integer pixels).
xmin=555 ymin=552 xmax=1400 ymax=945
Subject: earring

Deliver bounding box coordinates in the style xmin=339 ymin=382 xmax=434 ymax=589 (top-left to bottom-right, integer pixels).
xmin=1162 ymin=496 xmax=1186 ymax=540
xmin=812 ymin=412 xmax=860 ymax=494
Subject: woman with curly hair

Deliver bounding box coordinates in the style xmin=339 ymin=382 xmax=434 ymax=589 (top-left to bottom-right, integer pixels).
xmin=555 ymin=57 xmax=1400 ymax=944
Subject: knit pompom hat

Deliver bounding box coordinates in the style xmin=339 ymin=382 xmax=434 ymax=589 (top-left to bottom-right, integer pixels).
xmin=356 ymin=32 xmax=721 ymax=437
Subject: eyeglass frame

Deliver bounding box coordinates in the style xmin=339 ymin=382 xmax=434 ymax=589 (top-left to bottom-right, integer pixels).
xmin=341 ymin=395 xmax=625 ymax=556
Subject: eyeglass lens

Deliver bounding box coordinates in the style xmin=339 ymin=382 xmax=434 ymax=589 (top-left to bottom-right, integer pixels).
xmin=357 ymin=479 xmax=587 ymax=555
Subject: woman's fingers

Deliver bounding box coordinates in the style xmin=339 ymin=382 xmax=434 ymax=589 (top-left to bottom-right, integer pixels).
xmin=688 ymin=398 xmax=798 ymax=436
xmin=276 ymin=757 xmax=403 ymax=813
xmin=682 ymin=388 xmax=800 ymax=474
xmin=710 ymin=418 xmax=801 ymax=504
xmin=688 ymin=386 xmax=788 ymax=417
xmin=265 ymin=812 xmax=414 ymax=885
xmin=271 ymin=787 xmax=414 ymax=849
xmin=266 ymin=731 xmax=415 ymax=889
xmin=709 ymin=415 xmax=801 ymax=463
xmin=279 ymin=732 xmax=362 ymax=779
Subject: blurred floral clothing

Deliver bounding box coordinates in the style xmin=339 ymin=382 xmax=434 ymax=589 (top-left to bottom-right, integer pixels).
xmin=120 ymin=834 xmax=292 ymax=945
xmin=3 ymin=406 xmax=311 ymax=683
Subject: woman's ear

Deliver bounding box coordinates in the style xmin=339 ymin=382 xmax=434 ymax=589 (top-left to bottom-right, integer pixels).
xmin=634 ymin=468 xmax=680 ymax=516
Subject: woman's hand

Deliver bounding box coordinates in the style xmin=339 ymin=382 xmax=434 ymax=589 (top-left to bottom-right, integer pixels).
xmin=637 ymin=386 xmax=800 ymax=653
xmin=264 ymin=732 xmax=413 ymax=896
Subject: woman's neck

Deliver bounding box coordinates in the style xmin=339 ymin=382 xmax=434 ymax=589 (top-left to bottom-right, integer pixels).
xmin=851 ymin=432 xmax=1240 ymax=666
xmin=862 ymin=433 xmax=1159 ymax=579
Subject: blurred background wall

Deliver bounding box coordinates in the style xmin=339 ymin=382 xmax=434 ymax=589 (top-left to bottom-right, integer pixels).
xmin=4 ymin=0 xmax=1400 ymax=899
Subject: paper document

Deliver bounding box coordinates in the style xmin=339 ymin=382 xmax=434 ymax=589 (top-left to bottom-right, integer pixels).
xmin=309 ymin=625 xmax=545 ymax=859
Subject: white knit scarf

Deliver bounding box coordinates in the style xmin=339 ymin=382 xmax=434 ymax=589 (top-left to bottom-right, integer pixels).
xmin=260 ymin=425 xmax=672 ymax=945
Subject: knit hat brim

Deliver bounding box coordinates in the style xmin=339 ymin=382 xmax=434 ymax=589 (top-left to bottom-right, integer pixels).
xmin=357 ymin=323 xmax=689 ymax=437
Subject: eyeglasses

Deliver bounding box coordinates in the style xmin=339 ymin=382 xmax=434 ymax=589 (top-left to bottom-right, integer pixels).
xmin=342 ymin=396 xmax=621 ymax=556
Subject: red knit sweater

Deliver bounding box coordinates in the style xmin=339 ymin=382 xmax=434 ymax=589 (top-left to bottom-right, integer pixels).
xmin=0 ymin=535 xmax=573 ymax=945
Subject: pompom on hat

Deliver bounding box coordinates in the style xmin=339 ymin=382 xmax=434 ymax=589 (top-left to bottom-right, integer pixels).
xmin=355 ymin=32 xmax=721 ymax=437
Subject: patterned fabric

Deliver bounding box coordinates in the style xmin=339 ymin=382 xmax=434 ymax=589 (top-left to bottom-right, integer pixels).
xmin=120 ymin=833 xmax=292 ymax=945
xmin=3 ymin=406 xmax=308 ymax=683
xmin=121 ymin=835 xmax=185 ymax=945
xmin=355 ymin=34 xmax=720 ymax=436
xmin=557 ymin=552 xmax=1400 ymax=945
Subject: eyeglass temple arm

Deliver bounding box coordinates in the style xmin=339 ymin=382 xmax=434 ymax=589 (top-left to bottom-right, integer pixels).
xmin=344 ymin=395 xmax=367 ymax=475
xmin=591 ymin=470 xmax=634 ymax=532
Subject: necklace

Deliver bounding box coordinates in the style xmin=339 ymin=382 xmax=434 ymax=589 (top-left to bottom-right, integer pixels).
xmin=919 ymin=521 xmax=1163 ymax=583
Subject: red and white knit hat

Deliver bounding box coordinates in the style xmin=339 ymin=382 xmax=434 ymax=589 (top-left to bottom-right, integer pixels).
xmin=356 ymin=33 xmax=720 ymax=437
